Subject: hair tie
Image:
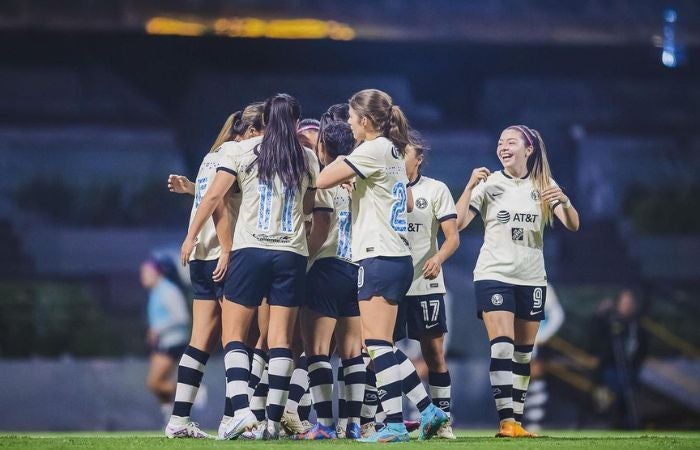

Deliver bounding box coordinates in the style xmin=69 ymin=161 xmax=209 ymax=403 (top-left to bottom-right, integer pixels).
xmin=297 ymin=125 xmax=319 ymax=133
xmin=511 ymin=125 xmax=534 ymax=147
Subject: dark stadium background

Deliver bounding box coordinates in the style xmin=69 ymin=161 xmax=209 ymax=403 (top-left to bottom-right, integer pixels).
xmin=0 ymin=0 xmax=698 ymax=431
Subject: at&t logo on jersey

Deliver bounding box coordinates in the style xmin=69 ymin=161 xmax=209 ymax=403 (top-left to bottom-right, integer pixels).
xmin=416 ymin=197 xmax=428 ymax=209
xmin=408 ymin=223 xmax=424 ymax=232
xmin=496 ymin=210 xmax=511 ymax=224
xmin=491 ymin=293 xmax=503 ymax=305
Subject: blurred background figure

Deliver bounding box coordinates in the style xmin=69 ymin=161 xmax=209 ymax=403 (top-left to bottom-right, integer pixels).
xmin=141 ymin=257 xmax=191 ymax=424
xmin=523 ymin=283 xmax=565 ymax=432
xmin=591 ymin=289 xmax=649 ymax=429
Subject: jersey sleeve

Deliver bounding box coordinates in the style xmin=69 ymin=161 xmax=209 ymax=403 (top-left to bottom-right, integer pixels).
xmin=469 ymin=180 xmax=488 ymax=216
xmin=547 ymin=177 xmax=563 ymax=209
xmin=433 ymin=182 xmax=458 ymax=222
xmin=313 ymin=188 xmax=335 ymax=212
xmin=344 ymin=142 xmax=382 ymax=180
xmin=306 ymin=148 xmax=320 ymax=190
xmin=216 ymin=145 xmax=240 ymax=176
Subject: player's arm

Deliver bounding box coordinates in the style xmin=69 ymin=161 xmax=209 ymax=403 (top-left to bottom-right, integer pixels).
xmin=308 ymin=210 xmax=332 ymax=258
xmin=455 ymin=167 xmax=490 ymax=231
xmin=406 ymin=186 xmax=414 ymax=213
xmin=303 ymin=190 xmax=316 ymax=216
xmin=317 ymin=156 xmax=355 ymax=189
xmin=211 ymin=191 xmax=233 ymax=282
xmin=181 ymin=170 xmax=236 ymax=265
xmin=168 ymin=174 xmax=195 ymax=196
xmin=543 ymin=186 xmax=580 ymax=231
xmin=422 ymin=218 xmax=460 ymax=280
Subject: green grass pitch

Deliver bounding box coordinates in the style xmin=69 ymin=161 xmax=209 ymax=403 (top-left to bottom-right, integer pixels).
xmin=1 ymin=430 xmax=699 ymax=449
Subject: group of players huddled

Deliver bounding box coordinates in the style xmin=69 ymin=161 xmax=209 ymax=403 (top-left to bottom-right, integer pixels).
xmin=163 ymin=89 xmax=579 ymax=442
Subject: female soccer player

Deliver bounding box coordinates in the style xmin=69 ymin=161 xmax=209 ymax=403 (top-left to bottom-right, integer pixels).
xmin=317 ymin=89 xmax=447 ymax=443
xmin=181 ymin=93 xmax=318 ymax=440
xmin=455 ymin=125 xmax=579 ymax=438
xmin=394 ymin=136 xmax=460 ymax=439
xmin=165 ymin=104 xmax=264 ymax=439
xmin=298 ymin=120 xmax=365 ymax=440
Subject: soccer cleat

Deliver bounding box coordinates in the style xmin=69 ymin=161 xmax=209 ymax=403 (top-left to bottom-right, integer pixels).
xmin=240 ymin=420 xmax=267 ymax=440
xmin=165 ymin=421 xmax=210 ymax=439
xmin=346 ymin=422 xmax=362 ymax=439
xmin=515 ymin=422 xmax=539 ymax=438
xmin=336 ymin=424 xmax=347 ymax=439
xmin=404 ymin=420 xmax=420 ymax=432
xmin=219 ymin=410 xmax=258 ymax=440
xmin=301 ymin=420 xmax=314 ymax=433
xmin=263 ymin=428 xmax=281 ymax=440
xmin=357 ymin=422 xmax=410 ymax=443
xmin=495 ymin=420 xmax=535 ymax=438
xmin=418 ymin=403 xmax=449 ymax=440
xmin=280 ymin=410 xmax=305 ymax=434
xmin=436 ymin=421 xmax=456 ymax=440
xmin=303 ymin=423 xmax=337 ymax=440
xmin=360 ymin=422 xmax=377 ymax=438
xmin=217 ymin=417 xmax=233 ymax=440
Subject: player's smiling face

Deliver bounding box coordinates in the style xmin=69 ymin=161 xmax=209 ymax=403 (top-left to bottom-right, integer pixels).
xmin=497 ymin=128 xmax=532 ymax=172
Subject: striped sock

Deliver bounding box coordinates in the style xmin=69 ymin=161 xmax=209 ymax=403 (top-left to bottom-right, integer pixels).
xmin=490 ymin=336 xmax=515 ymax=422
xmin=512 ymin=344 xmax=534 ymax=423
xmin=298 ymin=390 xmax=312 ymax=422
xmin=224 ymin=341 xmax=251 ymax=417
xmin=251 ymin=366 xmax=269 ymax=421
xmin=337 ymin=362 xmax=347 ymax=430
xmin=266 ymin=348 xmax=294 ymax=432
xmin=394 ymin=347 xmax=431 ymax=413
xmin=171 ymin=345 xmax=209 ymax=422
xmin=285 ymin=354 xmax=308 ymax=413
xmin=429 ymin=371 xmax=451 ymax=417
xmin=248 ymin=348 xmax=268 ymax=400
xmin=308 ymin=354 xmax=334 ymax=426
xmin=366 ymin=339 xmax=403 ymax=424
xmin=343 ymin=355 xmax=366 ymax=426
xmin=360 ymin=362 xmax=379 ymax=425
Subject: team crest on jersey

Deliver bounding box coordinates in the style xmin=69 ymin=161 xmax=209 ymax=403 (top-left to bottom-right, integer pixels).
xmin=496 ymin=210 xmax=511 ymax=224
xmin=530 ymin=190 xmax=541 ymax=201
xmin=511 ymin=227 xmax=524 ymax=241
xmin=491 ymin=293 xmax=504 ymax=306
xmin=416 ymin=197 xmax=428 ymax=209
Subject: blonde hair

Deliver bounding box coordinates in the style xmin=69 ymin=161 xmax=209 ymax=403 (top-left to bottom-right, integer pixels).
xmin=507 ymin=125 xmax=555 ymax=226
xmin=349 ymin=89 xmax=415 ymax=156
xmin=209 ymin=102 xmax=265 ymax=152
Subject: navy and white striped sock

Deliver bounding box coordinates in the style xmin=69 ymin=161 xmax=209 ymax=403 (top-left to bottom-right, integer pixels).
xmin=250 ymin=366 xmax=269 ymax=421
xmin=343 ymin=355 xmax=366 ymax=426
xmin=285 ymin=354 xmax=308 ymax=414
xmin=512 ymin=344 xmax=533 ymax=423
xmin=490 ymin=336 xmax=515 ymax=423
xmin=360 ymin=362 xmax=379 ymax=425
xmin=394 ymin=347 xmax=431 ymax=413
xmin=266 ymin=348 xmax=294 ymax=432
xmin=308 ymin=354 xmax=334 ymax=426
xmin=366 ymin=339 xmax=403 ymax=424
xmin=224 ymin=341 xmax=251 ymax=417
xmin=248 ymin=348 xmax=268 ymax=400
xmin=337 ymin=362 xmax=347 ymax=430
xmin=170 ymin=345 xmax=209 ymax=423
xmin=298 ymin=390 xmax=312 ymax=422
xmin=429 ymin=371 xmax=451 ymax=417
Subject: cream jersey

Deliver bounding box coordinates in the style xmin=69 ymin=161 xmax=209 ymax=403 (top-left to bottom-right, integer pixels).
xmin=405 ymin=175 xmax=457 ymax=295
xmin=344 ymin=136 xmax=411 ymax=262
xmin=470 ymin=170 xmax=557 ymax=286
xmin=217 ymin=136 xmax=318 ymax=256
xmin=189 ymin=151 xmax=222 ymax=261
xmin=309 ymin=185 xmax=355 ymax=266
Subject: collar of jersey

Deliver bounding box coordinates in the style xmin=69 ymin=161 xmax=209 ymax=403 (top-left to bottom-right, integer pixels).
xmin=501 ymin=169 xmax=530 ymax=180
xmin=407 ymin=173 xmax=421 ymax=187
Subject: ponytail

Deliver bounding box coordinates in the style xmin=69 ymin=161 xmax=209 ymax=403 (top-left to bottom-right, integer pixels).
xmin=209 ymin=112 xmax=239 ymax=152
xmin=388 ymin=105 xmax=413 ymax=156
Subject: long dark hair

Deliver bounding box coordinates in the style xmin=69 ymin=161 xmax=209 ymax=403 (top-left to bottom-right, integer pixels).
xmin=250 ymin=93 xmax=309 ymax=192
xmin=317 ymin=103 xmax=349 ymax=150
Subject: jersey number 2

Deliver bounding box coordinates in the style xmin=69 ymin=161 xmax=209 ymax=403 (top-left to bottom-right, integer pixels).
xmin=390 ymin=182 xmax=407 ymax=232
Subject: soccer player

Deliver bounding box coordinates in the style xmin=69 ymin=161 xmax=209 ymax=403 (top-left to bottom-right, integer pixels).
xmin=317 ymin=89 xmax=447 ymax=443
xmin=181 ymin=93 xmax=319 ymax=440
xmin=164 ymin=104 xmax=265 ymax=439
xmin=454 ymin=125 xmax=579 ymax=438
xmin=299 ymin=120 xmax=364 ymax=440
xmin=394 ymin=135 xmax=460 ymax=439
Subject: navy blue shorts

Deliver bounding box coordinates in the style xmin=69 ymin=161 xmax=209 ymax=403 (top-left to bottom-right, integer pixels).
xmin=394 ymin=294 xmax=448 ymax=341
xmin=357 ymin=256 xmax=413 ymax=304
xmin=155 ymin=343 xmax=187 ymax=361
xmin=474 ymin=280 xmax=546 ymax=321
xmin=189 ymin=259 xmax=223 ymax=301
xmin=305 ymin=258 xmax=359 ymax=318
xmin=224 ymin=248 xmax=306 ymax=307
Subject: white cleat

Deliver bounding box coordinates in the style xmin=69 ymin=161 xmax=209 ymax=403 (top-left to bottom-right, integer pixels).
xmin=217 ymin=416 xmax=233 ymax=440
xmin=301 ymin=420 xmax=314 ymax=433
xmin=165 ymin=421 xmax=211 ymax=439
xmin=280 ymin=410 xmax=305 ymax=434
xmin=219 ymin=410 xmax=258 ymax=440
xmin=360 ymin=422 xmax=376 ymax=438
xmin=336 ymin=424 xmax=347 ymax=439
xmin=240 ymin=420 xmax=267 ymax=440
xmin=436 ymin=422 xmax=457 ymax=440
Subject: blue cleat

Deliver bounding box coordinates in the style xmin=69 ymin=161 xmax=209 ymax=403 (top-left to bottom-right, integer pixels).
xmin=303 ymin=423 xmax=337 ymax=440
xmin=346 ymin=422 xmax=362 ymax=439
xmin=418 ymin=404 xmax=449 ymax=440
xmin=357 ymin=422 xmax=410 ymax=443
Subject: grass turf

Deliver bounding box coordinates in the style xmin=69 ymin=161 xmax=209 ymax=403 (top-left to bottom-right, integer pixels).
xmin=1 ymin=430 xmax=699 ymax=449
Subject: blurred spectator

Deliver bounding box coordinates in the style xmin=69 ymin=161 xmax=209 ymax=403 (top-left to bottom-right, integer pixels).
xmin=141 ymin=257 xmax=191 ymax=424
xmin=591 ymin=289 xmax=649 ymax=429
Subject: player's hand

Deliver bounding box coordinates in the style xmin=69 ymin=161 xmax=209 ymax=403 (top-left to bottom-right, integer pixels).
xmin=212 ymin=251 xmax=230 ymax=283
xmin=466 ymin=167 xmax=491 ymax=190
xmin=180 ymin=235 xmax=197 ymax=266
xmin=422 ymin=255 xmax=442 ymax=280
xmin=541 ymin=185 xmax=569 ymax=206
xmin=168 ymin=174 xmax=195 ymax=195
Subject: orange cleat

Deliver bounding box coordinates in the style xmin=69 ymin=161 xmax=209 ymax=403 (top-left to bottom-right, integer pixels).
xmin=495 ymin=421 xmax=537 ymax=438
